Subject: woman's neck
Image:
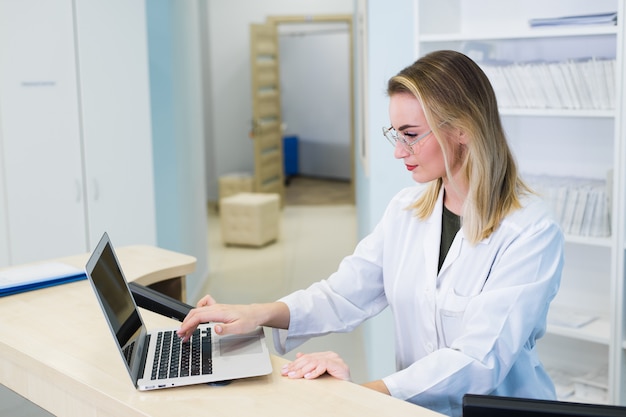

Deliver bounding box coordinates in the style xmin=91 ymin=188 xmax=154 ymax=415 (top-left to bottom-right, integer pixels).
xmin=442 ymin=180 xmax=467 ymax=216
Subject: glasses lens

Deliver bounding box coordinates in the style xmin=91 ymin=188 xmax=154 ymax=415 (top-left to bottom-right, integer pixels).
xmin=383 ymin=127 xmax=396 ymax=147
xmin=383 ymin=127 xmax=415 ymax=153
xmin=399 ymin=137 xmax=413 ymax=153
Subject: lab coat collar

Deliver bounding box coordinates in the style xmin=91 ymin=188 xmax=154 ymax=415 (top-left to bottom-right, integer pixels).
xmin=423 ymin=189 xmax=444 ymax=277
xmin=426 ymin=185 xmax=492 ymax=276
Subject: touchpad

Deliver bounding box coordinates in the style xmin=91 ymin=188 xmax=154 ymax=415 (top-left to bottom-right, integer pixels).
xmin=219 ymin=335 xmax=262 ymax=357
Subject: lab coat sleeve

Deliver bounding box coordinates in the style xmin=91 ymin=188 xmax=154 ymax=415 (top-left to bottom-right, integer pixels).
xmin=382 ymin=212 xmax=563 ymax=411
xmin=272 ymin=211 xmax=391 ymax=355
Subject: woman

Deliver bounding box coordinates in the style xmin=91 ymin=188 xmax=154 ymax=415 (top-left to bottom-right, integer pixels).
xmin=178 ymin=50 xmax=563 ymax=417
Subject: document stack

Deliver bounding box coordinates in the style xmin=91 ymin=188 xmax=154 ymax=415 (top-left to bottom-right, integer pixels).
xmin=480 ymin=58 xmax=616 ymax=110
xmin=572 ymin=368 xmax=609 ymax=405
xmin=547 ymin=367 xmax=609 ymax=404
xmin=525 ymin=174 xmax=611 ymax=237
xmin=529 ymin=12 xmax=617 ymax=28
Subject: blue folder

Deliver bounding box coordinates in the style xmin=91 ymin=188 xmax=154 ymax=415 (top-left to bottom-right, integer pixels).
xmin=0 ymin=264 xmax=86 ymax=297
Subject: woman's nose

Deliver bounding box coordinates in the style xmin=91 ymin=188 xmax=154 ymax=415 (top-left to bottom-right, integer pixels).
xmin=393 ymin=141 xmax=411 ymax=159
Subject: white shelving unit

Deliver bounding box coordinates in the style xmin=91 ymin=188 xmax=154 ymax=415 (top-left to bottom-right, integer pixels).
xmin=415 ymin=0 xmax=625 ymax=406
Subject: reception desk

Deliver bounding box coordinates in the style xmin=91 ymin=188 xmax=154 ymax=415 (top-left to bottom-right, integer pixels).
xmin=0 ymin=247 xmax=443 ymax=417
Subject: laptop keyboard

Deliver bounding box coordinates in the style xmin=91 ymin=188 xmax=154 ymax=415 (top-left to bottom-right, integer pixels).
xmin=151 ymin=328 xmax=213 ymax=380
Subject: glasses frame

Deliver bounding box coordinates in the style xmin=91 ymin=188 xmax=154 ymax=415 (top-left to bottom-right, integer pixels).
xmin=382 ymin=126 xmax=432 ymax=154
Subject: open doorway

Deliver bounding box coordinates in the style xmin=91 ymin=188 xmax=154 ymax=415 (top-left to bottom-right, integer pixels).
xmin=270 ymin=15 xmax=354 ymax=205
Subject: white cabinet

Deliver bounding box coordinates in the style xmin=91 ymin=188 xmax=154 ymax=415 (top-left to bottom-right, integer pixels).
xmin=73 ymin=0 xmax=156 ymax=251
xmin=416 ymin=0 xmax=625 ymax=406
xmin=0 ymin=0 xmax=156 ymax=266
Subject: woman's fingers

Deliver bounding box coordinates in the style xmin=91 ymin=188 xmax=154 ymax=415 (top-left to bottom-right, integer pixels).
xmin=196 ymin=294 xmax=217 ymax=308
xmin=177 ymin=299 xmax=262 ymax=341
xmin=281 ymin=351 xmax=351 ymax=381
xmin=281 ymin=360 xmax=318 ymax=378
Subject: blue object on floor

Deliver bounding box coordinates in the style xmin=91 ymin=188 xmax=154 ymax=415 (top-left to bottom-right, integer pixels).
xmin=283 ymin=136 xmax=299 ymax=179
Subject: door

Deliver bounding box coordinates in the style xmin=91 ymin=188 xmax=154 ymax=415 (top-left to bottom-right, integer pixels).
xmin=277 ymin=21 xmax=352 ymax=181
xmin=249 ymin=22 xmax=285 ymax=204
xmin=74 ymin=0 xmax=156 ymax=250
xmin=0 ymin=0 xmax=88 ymax=265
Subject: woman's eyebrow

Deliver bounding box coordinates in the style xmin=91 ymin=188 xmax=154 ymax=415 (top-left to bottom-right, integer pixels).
xmin=397 ymin=124 xmax=420 ymax=130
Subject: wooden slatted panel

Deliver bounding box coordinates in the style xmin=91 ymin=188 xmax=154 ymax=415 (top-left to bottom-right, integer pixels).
xmin=250 ymin=23 xmax=285 ymax=203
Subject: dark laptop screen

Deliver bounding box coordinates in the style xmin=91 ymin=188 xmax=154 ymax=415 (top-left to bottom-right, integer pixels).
xmin=88 ymin=238 xmax=143 ymax=370
xmin=463 ymin=394 xmax=626 ymax=417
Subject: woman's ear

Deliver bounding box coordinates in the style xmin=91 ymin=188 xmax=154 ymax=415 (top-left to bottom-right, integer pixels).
xmin=458 ymin=129 xmax=468 ymax=146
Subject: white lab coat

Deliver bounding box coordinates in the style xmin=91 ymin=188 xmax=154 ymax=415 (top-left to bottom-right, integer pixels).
xmin=273 ymin=184 xmax=563 ymax=417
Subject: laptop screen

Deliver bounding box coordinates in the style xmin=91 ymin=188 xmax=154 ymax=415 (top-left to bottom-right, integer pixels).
xmin=86 ymin=233 xmax=146 ymax=378
xmin=463 ymin=394 xmax=626 ymax=417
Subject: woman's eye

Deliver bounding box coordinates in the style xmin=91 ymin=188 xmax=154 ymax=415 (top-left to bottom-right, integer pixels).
xmin=404 ymin=132 xmax=417 ymax=138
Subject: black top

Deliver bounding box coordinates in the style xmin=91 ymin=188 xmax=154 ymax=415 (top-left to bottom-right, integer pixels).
xmin=438 ymin=205 xmax=461 ymax=272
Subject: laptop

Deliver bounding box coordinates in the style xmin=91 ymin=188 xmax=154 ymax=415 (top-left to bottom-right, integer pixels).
xmin=463 ymin=394 xmax=626 ymax=417
xmin=85 ymin=232 xmax=273 ymax=390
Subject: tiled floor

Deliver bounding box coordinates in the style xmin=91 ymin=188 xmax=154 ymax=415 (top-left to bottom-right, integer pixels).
xmin=284 ymin=175 xmax=353 ymax=205
xmin=1 ymin=178 xmax=366 ymax=415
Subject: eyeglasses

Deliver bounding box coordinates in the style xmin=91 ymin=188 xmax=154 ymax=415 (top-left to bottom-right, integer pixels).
xmin=382 ymin=126 xmax=432 ymax=154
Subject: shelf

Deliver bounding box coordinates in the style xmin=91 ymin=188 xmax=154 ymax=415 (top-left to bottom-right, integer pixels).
xmin=499 ymin=108 xmax=615 ymax=118
xmin=420 ymin=26 xmax=618 ymax=43
xmin=547 ymin=317 xmax=610 ymax=345
xmin=549 ymin=367 xmax=610 ymax=405
xmin=547 ymin=304 xmax=610 ymax=344
xmin=564 ymin=235 xmax=612 ymax=248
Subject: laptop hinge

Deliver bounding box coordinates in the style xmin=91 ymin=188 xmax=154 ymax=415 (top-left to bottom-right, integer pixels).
xmin=137 ymin=333 xmax=150 ymax=380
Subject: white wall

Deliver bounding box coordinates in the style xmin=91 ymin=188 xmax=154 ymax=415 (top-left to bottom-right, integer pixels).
xmin=279 ymin=23 xmax=351 ymax=180
xmin=203 ymin=0 xmax=354 ymax=200
xmin=146 ymin=1 xmax=209 ymax=300
xmin=356 ymin=0 xmax=419 ymax=381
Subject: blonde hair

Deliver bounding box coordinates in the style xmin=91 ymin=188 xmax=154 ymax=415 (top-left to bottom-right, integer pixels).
xmin=387 ymin=50 xmax=531 ymax=244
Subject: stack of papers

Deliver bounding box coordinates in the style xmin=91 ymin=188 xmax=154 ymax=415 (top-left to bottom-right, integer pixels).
xmin=546 ymin=368 xmax=579 ymax=400
xmin=547 ymin=306 xmax=598 ymax=329
xmin=529 ymin=12 xmax=617 ymax=28
xmin=572 ymin=369 xmax=609 ymax=404
xmin=0 ymin=262 xmax=86 ymax=296
xmin=525 ymin=174 xmax=611 ymax=238
xmin=479 ymin=57 xmax=616 ymax=110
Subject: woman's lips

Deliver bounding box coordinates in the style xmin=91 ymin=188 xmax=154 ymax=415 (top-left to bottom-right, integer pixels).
xmin=406 ymin=164 xmax=417 ymax=171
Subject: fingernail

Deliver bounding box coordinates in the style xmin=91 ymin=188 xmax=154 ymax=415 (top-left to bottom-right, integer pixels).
xmin=215 ymin=325 xmax=222 ymax=334
xmin=304 ymin=373 xmax=312 ymax=379
xmin=288 ymin=371 xmax=296 ymax=378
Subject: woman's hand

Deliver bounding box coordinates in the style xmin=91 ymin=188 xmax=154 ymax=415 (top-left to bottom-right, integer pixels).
xmin=177 ymin=295 xmax=256 ymax=341
xmin=177 ymin=295 xmax=289 ymax=342
xmin=281 ymin=351 xmax=351 ymax=381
